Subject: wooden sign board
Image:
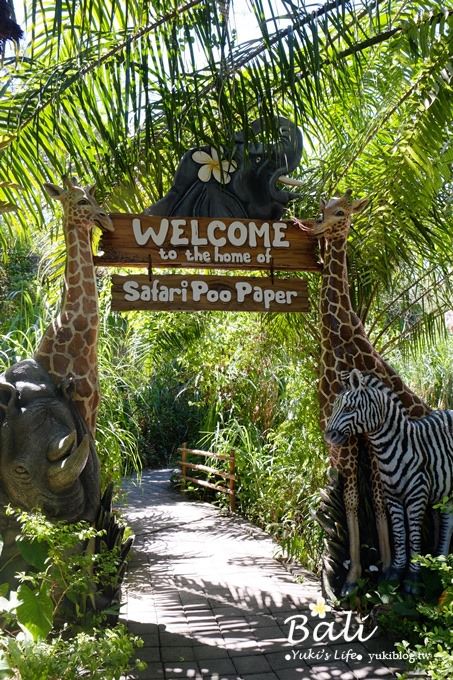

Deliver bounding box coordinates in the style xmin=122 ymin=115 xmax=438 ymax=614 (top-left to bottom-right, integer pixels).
xmin=111 ymin=274 xmax=309 ymax=313
xmin=95 ymin=214 xmax=320 ymax=272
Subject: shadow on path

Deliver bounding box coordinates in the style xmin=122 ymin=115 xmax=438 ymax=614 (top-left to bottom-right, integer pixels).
xmin=119 ymin=469 xmax=416 ymax=680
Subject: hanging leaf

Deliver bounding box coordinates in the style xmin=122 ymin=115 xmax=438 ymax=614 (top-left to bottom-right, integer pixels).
xmin=16 ymin=538 xmax=49 ymax=570
xmin=16 ymin=583 xmax=53 ymax=642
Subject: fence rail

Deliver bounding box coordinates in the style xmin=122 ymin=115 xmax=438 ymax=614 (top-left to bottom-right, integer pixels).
xmin=177 ymin=443 xmax=236 ymax=511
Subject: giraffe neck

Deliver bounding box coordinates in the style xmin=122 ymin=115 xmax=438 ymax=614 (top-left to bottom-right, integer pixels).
xmin=62 ymin=216 xmax=98 ymax=318
xmin=318 ymin=234 xmax=430 ymax=421
xmin=321 ymin=236 xmax=355 ymax=325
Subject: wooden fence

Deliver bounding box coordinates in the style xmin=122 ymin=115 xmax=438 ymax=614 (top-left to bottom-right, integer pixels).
xmin=177 ymin=443 xmax=236 ymax=511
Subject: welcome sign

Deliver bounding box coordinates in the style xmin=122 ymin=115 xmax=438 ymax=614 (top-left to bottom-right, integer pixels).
xmin=95 ymin=214 xmax=320 ymax=272
xmin=111 ymin=274 xmax=309 ymax=313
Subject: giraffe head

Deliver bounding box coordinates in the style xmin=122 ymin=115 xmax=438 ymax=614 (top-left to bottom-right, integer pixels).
xmin=43 ymin=177 xmax=114 ymax=232
xmin=301 ymin=190 xmax=369 ymax=240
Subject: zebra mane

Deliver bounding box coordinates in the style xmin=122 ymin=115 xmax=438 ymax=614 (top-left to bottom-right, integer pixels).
xmin=349 ymin=371 xmax=410 ymax=417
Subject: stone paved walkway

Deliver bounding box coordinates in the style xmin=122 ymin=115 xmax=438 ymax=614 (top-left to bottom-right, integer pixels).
xmin=119 ymin=469 xmax=416 ymax=680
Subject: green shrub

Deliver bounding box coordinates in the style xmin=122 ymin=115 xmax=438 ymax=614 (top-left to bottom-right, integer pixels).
xmin=0 ymin=625 xmax=145 ymax=680
xmin=0 ymin=510 xmax=144 ymax=679
xmin=392 ymin=555 xmax=453 ymax=679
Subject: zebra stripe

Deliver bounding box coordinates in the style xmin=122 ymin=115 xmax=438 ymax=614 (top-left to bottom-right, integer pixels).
xmin=325 ymin=370 xmax=453 ymax=589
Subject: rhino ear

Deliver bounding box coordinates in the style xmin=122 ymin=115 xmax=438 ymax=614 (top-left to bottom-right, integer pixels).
xmin=349 ymin=369 xmax=364 ymax=390
xmin=0 ymin=382 xmax=17 ymax=420
xmin=59 ymin=375 xmax=75 ymax=400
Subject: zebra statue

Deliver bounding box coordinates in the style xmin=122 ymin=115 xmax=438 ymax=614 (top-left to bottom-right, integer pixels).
xmin=325 ymin=369 xmax=453 ymax=593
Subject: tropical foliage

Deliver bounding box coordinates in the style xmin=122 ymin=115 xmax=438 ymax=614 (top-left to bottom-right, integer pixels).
xmin=0 ymin=0 xmax=452 ymax=676
xmin=0 ymin=510 xmax=144 ymax=679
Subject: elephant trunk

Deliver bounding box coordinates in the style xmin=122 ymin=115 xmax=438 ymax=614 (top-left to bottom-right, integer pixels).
xmin=48 ymin=434 xmax=90 ymax=493
xmin=253 ymin=116 xmax=303 ymax=206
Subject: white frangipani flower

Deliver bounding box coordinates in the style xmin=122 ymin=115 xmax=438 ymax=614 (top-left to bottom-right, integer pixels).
xmin=192 ymin=147 xmax=237 ymax=184
xmin=309 ymin=596 xmax=331 ymax=619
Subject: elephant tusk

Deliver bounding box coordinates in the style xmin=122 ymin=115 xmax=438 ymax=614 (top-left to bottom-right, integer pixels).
xmin=277 ymin=175 xmax=305 ymax=188
xmin=48 ymin=434 xmax=90 ymax=493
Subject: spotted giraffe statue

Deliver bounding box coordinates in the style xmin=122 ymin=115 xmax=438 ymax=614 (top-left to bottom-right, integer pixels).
xmin=301 ymin=190 xmax=430 ymax=595
xmin=0 ymin=180 xmax=133 ymax=607
xmin=35 ymin=177 xmax=113 ymax=436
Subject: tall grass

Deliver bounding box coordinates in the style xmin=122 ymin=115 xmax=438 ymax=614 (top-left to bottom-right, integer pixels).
xmin=162 ymin=312 xmax=328 ymax=570
xmin=390 ymin=334 xmax=453 ymax=409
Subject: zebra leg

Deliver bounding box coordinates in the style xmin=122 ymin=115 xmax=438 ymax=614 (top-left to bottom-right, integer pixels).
xmin=381 ymin=498 xmax=406 ymax=583
xmin=370 ymin=454 xmax=391 ymax=572
xmin=437 ymin=511 xmax=453 ymax=556
xmin=404 ymin=498 xmax=426 ymax=595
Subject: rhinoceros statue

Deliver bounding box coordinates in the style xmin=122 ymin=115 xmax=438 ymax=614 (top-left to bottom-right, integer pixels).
xmin=0 ymin=359 xmax=100 ymax=574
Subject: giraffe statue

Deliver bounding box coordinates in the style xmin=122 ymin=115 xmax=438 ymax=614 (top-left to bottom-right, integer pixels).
xmin=300 ymin=190 xmax=430 ymax=595
xmin=34 ymin=177 xmax=113 ymax=436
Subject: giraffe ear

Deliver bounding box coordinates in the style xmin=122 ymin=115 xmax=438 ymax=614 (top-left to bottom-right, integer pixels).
xmin=351 ymin=198 xmax=369 ymax=214
xmin=349 ymin=369 xmax=364 ymax=390
xmin=43 ymin=183 xmax=64 ymax=201
xmin=319 ymin=198 xmax=326 ymax=210
xmin=87 ymin=184 xmax=97 ymax=197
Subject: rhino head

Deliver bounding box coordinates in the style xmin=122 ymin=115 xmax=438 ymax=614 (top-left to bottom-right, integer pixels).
xmin=0 ymin=360 xmax=100 ymax=523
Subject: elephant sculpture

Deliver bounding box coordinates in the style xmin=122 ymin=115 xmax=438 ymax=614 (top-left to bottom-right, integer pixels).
xmin=0 ymin=359 xmax=100 ymax=576
xmin=145 ymin=116 xmax=304 ymax=220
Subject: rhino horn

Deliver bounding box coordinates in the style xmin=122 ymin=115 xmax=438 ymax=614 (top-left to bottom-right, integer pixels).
xmin=48 ymin=434 xmax=90 ymax=493
xmin=47 ymin=431 xmax=77 ymax=462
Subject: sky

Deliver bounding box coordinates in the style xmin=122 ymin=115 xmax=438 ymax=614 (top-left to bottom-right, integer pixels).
xmin=12 ymin=0 xmax=293 ymax=46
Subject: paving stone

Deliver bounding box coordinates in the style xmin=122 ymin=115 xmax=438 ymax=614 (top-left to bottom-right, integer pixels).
xmin=123 ymin=672 xmax=165 ymax=680
xmin=135 ymin=645 xmax=160 ymax=662
xmin=253 ymin=624 xmax=288 ymax=642
xmin=221 ymin=635 xmax=260 ymax=653
xmin=198 ymin=658 xmax=237 ymax=675
xmin=131 ymin=660 xmax=166 ymax=678
xmin=232 ymin=653 xmax=273 ymax=674
xmin=186 ymin=608 xmax=215 ymax=618
xmin=159 ymin=630 xmax=196 ymax=646
xmin=163 ymin=660 xmax=201 ymax=675
xmin=217 ymin=618 xmax=252 ymax=633
xmin=160 ymin=646 xmax=197 ymax=662
xmin=309 ymin=661 xmax=355 ymax=679
xmin=193 ymin=645 xmax=231 ymax=660
xmin=276 ymin=667 xmax=314 ymax=680
xmin=192 ymin=633 xmax=227 ymax=646
xmin=120 ymin=470 xmax=405 ymax=680
xmin=265 ymin=650 xmax=316 ymax=671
